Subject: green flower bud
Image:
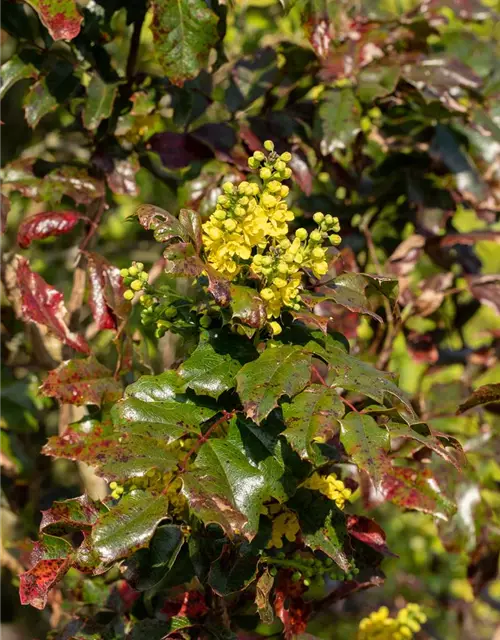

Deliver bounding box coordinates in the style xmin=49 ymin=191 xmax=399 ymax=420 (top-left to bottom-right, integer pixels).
xmin=124 ymin=290 xmax=134 ymax=300
xmin=222 ymin=182 xmax=234 ymax=194
xmin=313 ymin=212 xmax=324 ymax=224
xmin=135 ymin=262 xmax=144 ymax=272
xmin=264 ymin=140 xmax=274 ymax=152
xmin=120 ymin=268 xmax=129 ymax=277
xmin=291 ymin=571 xmax=302 ymax=582
xmin=260 ymin=167 xmax=272 ymax=180
xmin=280 ymin=151 xmax=292 ymax=162
xmin=310 ymin=229 xmax=322 ymax=243
xmin=254 ymin=151 xmax=265 ymax=161
xmin=139 ymin=271 xmax=148 ymax=281
xmin=128 ymin=266 xmax=138 ymax=277
xmin=200 ymin=315 xmax=212 ymax=328
xmin=295 ymin=228 xmax=308 ymax=240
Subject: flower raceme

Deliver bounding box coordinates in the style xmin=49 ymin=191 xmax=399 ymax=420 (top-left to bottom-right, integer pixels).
xmin=201 ymin=141 xmax=341 ymax=329
xmin=357 ymin=603 xmax=427 ymax=640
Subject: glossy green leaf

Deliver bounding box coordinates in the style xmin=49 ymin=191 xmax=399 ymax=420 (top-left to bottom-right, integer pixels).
xmin=0 ymin=54 xmax=37 ymax=100
xmin=123 ymin=370 xmax=186 ymax=402
xmin=208 ymin=546 xmax=259 ymax=596
xmin=282 ymin=384 xmax=344 ymax=458
xmin=289 ymin=490 xmax=349 ymax=571
xmin=340 ymin=413 xmax=390 ymax=481
xmin=25 ymin=0 xmax=82 ymax=40
xmin=236 ymin=345 xmax=312 ymax=423
xmin=40 ymin=357 xmax=122 ymax=406
xmin=182 ymin=419 xmax=285 ymax=538
xmin=82 ymin=73 xmax=118 ymax=130
xmin=151 ymin=0 xmax=219 ymax=86
xmin=178 ymin=341 xmax=241 ymax=399
xmin=316 ymin=88 xmax=361 ymax=154
xmin=92 ymin=490 xmax=170 ymax=563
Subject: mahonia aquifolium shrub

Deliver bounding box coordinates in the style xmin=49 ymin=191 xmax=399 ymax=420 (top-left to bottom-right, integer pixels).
xmin=20 ymin=142 xmax=460 ymax=638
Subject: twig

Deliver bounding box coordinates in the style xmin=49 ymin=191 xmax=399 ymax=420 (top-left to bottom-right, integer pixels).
xmin=177 ymin=410 xmax=236 ymax=474
xmin=125 ymin=8 xmax=146 ymax=92
xmin=79 ymin=197 xmax=106 ymax=255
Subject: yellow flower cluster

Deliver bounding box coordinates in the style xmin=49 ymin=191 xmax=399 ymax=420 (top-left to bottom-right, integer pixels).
xmin=358 ymin=604 xmax=427 ymax=640
xmin=265 ymin=503 xmax=300 ymax=549
xmin=302 ymin=472 xmax=352 ymax=510
xmin=201 ymin=140 xmax=341 ymax=330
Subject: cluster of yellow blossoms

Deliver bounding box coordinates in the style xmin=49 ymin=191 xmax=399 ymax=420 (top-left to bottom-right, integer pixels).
xmin=358 ymin=604 xmax=427 ymax=640
xmin=109 ymin=438 xmax=195 ymax=517
xmin=201 ymin=140 xmax=341 ymax=331
xmin=265 ymin=503 xmax=301 ymax=549
xmin=302 ymin=472 xmax=352 ymax=510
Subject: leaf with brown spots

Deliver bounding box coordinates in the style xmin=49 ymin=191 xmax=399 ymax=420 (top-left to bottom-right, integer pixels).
xmin=25 ymin=0 xmax=83 ymax=40
xmin=19 ymin=535 xmax=73 ymax=610
xmin=282 ymin=384 xmax=344 ymax=459
xmin=347 ymin=515 xmax=396 ymax=557
xmin=151 ymin=0 xmax=219 ymax=87
xmin=340 ymin=413 xmax=390 ymax=482
xmin=457 ymin=383 xmax=500 ymax=414
xmin=377 ymin=454 xmax=456 ymax=520
xmin=230 ymin=285 xmax=267 ymax=329
xmin=136 ymin=205 xmax=188 ymax=244
xmin=236 ymin=345 xmax=312 ymax=424
xmin=15 ymin=256 xmax=90 ymax=354
xmin=40 ymin=357 xmax=122 ymax=406
xmin=40 ymin=494 xmax=108 ymax=536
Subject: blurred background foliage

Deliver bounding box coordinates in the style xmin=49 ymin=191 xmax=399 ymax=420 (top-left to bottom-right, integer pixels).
xmin=1 ymin=0 xmax=499 ymax=637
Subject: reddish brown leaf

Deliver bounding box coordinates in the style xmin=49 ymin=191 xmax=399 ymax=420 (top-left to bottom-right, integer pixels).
xmin=17 ymin=211 xmax=84 ymax=248
xmin=106 ymin=157 xmax=140 ymax=196
xmin=467 ymin=274 xmax=500 ymax=314
xmin=15 ymin=256 xmax=90 ymax=354
xmin=40 ymin=357 xmax=122 ymax=406
xmin=347 ymin=515 xmax=396 ymax=557
xmin=147 ymin=132 xmax=212 ymax=169
xmin=274 ymin=573 xmax=311 ymax=640
xmin=1 ymin=194 xmax=10 ymax=234
xmin=19 ymin=535 xmax=72 ymax=610
xmin=457 ymin=383 xmax=500 ymax=414
xmin=25 ymin=0 xmax=83 ymax=41
xmin=85 ymin=252 xmax=130 ymax=331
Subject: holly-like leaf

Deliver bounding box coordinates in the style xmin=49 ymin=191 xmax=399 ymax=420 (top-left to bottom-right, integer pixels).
xmin=457 ymin=383 xmax=500 ymax=414
xmin=289 ymin=490 xmax=349 ymax=571
xmin=208 ymin=545 xmax=259 ymax=596
xmin=340 ymin=413 xmax=389 ymax=481
xmin=0 ymin=54 xmax=37 ymax=100
xmin=40 ymin=494 xmax=108 ymax=536
xmin=92 ymin=490 xmax=170 ymax=563
xmin=347 ymin=515 xmax=396 ymax=557
xmin=1 ymin=194 xmax=10 ymax=233
xmin=309 ymin=341 xmax=415 ymax=416
xmin=183 ymin=419 xmax=284 ymax=539
xmin=378 ymin=455 xmax=456 ymax=520
xmin=316 ymin=88 xmax=361 ymax=154
xmin=282 ymin=384 xmax=344 ymax=458
xmin=230 ymin=285 xmax=267 ymax=329
xmin=17 ymin=211 xmax=84 ymax=248
xmin=178 ymin=341 xmax=241 ymax=400
xmin=85 ymin=252 xmax=130 ymax=331
xmin=136 ymin=204 xmax=188 ymax=244
xmin=15 ymin=256 xmax=90 ymax=354
xmin=25 ymin=0 xmax=83 ymax=40
xmin=151 ymin=0 xmax=219 ymax=87
xmin=82 ymin=73 xmax=118 ymax=131
xmin=19 ymin=534 xmax=72 ymax=609
xmin=40 ymin=357 xmax=122 ymax=406
xmin=179 ymin=208 xmax=202 ymax=252
xmin=387 ymin=422 xmax=465 ymax=469
xmin=236 ymin=346 xmax=312 ymax=424
xmin=23 ymin=62 xmax=79 ymax=127
xmin=123 ymin=370 xmax=186 ymax=402
xmin=128 ymin=524 xmax=185 ymax=591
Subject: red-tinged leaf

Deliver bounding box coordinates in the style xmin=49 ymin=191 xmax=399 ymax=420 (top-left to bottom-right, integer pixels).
xmin=274 ymin=573 xmax=311 ymax=640
xmin=291 ymin=310 xmax=329 ymax=334
xmin=40 ymin=494 xmax=108 ymax=536
xmin=17 ymin=211 xmax=84 ymax=248
xmin=147 ymin=131 xmax=212 ymax=169
xmin=178 ymin=208 xmax=202 ymax=252
xmin=161 ymin=591 xmax=209 ymax=619
xmin=457 ymin=383 xmax=500 ymax=414
xmin=25 ymin=0 xmax=83 ymax=40
xmin=289 ymin=149 xmax=313 ymax=195
xmin=19 ymin=535 xmax=72 ymax=609
xmin=387 ymin=422 xmax=465 ymax=470
xmin=43 ymin=416 xmax=114 ymax=464
xmin=15 ymin=256 xmax=90 ymax=354
xmin=1 ymin=194 xmax=10 ymax=234
xmin=467 ymin=274 xmax=500 ymax=315
xmin=230 ymin=285 xmax=267 ymax=329
xmin=377 ymin=454 xmax=456 ymax=520
xmin=136 ymin=204 xmax=188 ymax=244
xmin=85 ymin=252 xmax=130 ymax=330
xmin=347 ymin=515 xmax=396 ymax=557
xmin=40 ymin=357 xmax=122 ymax=406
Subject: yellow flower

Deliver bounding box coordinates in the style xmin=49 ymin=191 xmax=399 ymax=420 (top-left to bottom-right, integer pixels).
xmin=267 ymin=507 xmax=300 ymax=548
xmin=357 ymin=604 xmax=427 ymax=640
xmin=302 ymin=472 xmax=352 ymax=510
